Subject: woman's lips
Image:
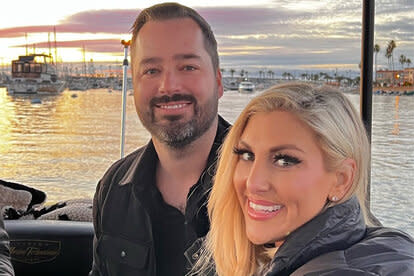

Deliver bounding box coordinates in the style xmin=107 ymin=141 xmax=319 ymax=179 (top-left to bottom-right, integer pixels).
xmin=247 ymin=199 xmax=284 ymax=220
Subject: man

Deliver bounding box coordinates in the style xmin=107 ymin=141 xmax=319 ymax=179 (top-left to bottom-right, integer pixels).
xmin=0 ymin=216 xmax=14 ymax=276
xmin=90 ymin=3 xmax=230 ymax=276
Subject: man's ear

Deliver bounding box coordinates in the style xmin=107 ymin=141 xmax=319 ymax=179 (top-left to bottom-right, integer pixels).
xmin=216 ymin=68 xmax=224 ymax=98
xmin=328 ymin=158 xmax=356 ymax=201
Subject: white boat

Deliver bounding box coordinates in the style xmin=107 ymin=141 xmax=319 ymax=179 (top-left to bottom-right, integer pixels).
xmin=226 ymin=81 xmax=239 ymax=91
xmin=7 ymin=54 xmax=65 ymax=95
xmin=238 ymin=81 xmax=255 ymax=93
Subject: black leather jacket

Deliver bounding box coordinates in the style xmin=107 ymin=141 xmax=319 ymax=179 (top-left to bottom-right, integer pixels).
xmin=266 ymin=197 xmax=414 ymax=276
xmin=89 ymin=116 xmax=230 ymax=276
xmin=0 ymin=217 xmax=14 ymax=276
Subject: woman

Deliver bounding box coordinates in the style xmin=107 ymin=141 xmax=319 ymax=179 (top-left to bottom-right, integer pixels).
xmin=190 ymin=83 xmax=414 ymax=275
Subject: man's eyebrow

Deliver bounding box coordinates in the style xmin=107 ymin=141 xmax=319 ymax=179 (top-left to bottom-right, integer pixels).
xmin=139 ymin=57 xmax=162 ymax=67
xmin=138 ymin=54 xmax=201 ymax=67
xmin=173 ymin=53 xmax=201 ymax=61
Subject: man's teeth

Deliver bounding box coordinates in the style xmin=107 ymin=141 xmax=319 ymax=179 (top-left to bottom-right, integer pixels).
xmin=249 ymin=201 xmax=282 ymax=212
xmin=160 ymin=104 xmax=186 ymax=109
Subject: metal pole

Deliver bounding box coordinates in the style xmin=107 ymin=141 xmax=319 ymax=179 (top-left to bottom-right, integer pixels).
xmin=361 ymin=0 xmax=376 ymax=220
xmin=120 ymin=40 xmax=131 ymax=159
xmin=361 ymin=0 xmax=374 ymax=142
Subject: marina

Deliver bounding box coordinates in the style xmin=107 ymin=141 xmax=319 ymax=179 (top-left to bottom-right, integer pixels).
xmin=0 ymin=1 xmax=413 ymax=274
xmin=0 ymin=87 xmax=413 ymax=236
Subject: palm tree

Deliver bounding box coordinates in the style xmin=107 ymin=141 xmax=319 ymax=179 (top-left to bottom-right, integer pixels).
xmin=230 ymin=68 xmax=235 ymax=79
xmin=385 ymin=50 xmax=391 ymax=69
xmin=386 ymin=40 xmax=397 ymax=70
xmin=301 ymin=73 xmax=308 ymax=80
xmin=406 ymin=58 xmax=412 ymax=68
xmin=239 ymin=69 xmax=245 ymax=78
xmin=399 ymin=55 xmax=406 ymax=69
xmin=374 ymin=44 xmax=380 ymax=83
xmin=259 ymin=70 xmax=264 ymax=79
xmin=220 ymin=68 xmax=225 ymax=76
xmin=386 ymin=40 xmax=396 ymax=85
xmin=267 ymin=70 xmax=273 ymax=79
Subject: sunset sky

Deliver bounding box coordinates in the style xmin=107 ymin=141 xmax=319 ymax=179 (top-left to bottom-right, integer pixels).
xmin=0 ymin=0 xmax=413 ymax=73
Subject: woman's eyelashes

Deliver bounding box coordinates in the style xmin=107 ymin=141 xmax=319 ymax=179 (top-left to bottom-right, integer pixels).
xmin=233 ymin=147 xmax=254 ymax=161
xmin=233 ymin=147 xmax=302 ymax=167
xmin=273 ymin=154 xmax=302 ymax=167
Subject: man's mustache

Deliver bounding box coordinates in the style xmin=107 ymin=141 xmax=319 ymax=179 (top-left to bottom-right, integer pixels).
xmin=150 ymin=94 xmax=196 ymax=106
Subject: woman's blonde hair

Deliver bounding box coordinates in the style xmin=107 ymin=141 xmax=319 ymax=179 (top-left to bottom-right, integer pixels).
xmin=191 ymin=82 xmax=371 ymax=276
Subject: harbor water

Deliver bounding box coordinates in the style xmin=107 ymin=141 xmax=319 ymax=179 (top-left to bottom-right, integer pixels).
xmin=0 ymin=87 xmax=413 ymax=236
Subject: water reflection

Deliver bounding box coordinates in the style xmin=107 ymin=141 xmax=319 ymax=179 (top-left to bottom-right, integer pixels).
xmin=0 ymin=87 xmax=413 ymax=235
xmin=0 ymin=88 xmax=150 ymax=201
xmin=391 ymin=96 xmax=399 ymax=136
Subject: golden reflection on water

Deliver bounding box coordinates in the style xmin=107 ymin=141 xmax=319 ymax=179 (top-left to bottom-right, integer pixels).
xmin=0 ymin=88 xmax=150 ymax=202
xmin=392 ymin=95 xmax=399 ymax=136
xmin=0 ymin=88 xmax=13 ymax=155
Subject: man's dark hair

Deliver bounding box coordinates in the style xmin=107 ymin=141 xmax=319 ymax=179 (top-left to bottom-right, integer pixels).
xmin=131 ymin=2 xmax=219 ymax=71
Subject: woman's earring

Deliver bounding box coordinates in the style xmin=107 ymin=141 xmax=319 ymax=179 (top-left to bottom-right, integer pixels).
xmin=331 ymin=196 xmax=339 ymax=202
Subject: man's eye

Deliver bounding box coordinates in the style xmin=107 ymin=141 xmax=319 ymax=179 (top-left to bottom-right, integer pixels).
xmin=183 ymin=65 xmax=196 ymax=71
xmin=144 ymin=68 xmax=159 ymax=75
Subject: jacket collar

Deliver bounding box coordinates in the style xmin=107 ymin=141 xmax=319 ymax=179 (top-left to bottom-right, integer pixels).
xmin=269 ymin=196 xmax=366 ymax=275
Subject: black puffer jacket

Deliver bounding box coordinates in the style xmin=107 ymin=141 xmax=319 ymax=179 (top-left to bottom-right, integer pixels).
xmin=0 ymin=217 xmax=14 ymax=276
xmin=266 ymin=197 xmax=414 ymax=276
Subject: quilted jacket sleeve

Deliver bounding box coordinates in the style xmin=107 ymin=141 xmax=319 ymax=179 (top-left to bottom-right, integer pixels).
xmin=0 ymin=216 xmax=14 ymax=276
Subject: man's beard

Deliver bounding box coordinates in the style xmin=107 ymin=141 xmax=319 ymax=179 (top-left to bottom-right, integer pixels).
xmin=139 ymin=91 xmax=218 ymax=149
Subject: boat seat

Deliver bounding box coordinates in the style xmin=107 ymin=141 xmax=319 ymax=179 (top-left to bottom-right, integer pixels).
xmin=5 ymin=220 xmax=93 ymax=276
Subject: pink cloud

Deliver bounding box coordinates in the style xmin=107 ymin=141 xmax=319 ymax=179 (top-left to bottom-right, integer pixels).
xmin=0 ymin=9 xmax=140 ymax=38
xmin=12 ymin=39 xmax=124 ymax=53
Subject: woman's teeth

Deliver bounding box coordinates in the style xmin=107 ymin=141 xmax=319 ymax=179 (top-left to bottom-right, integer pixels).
xmin=249 ymin=201 xmax=282 ymax=212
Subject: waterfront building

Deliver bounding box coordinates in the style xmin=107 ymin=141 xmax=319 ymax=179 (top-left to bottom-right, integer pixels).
xmin=376 ymin=67 xmax=414 ymax=87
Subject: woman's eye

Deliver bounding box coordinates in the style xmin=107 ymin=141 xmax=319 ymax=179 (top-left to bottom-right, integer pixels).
xmin=233 ymin=148 xmax=254 ymax=161
xmin=274 ymin=154 xmax=301 ymax=167
xmin=241 ymin=152 xmax=254 ymax=161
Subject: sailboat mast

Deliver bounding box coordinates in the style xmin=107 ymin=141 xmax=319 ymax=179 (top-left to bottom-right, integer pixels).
xmin=48 ymin=32 xmax=52 ymax=57
xmin=54 ymin=26 xmax=58 ymax=75
xmin=82 ymin=45 xmax=86 ymax=76
xmin=25 ymin=33 xmax=28 ymax=55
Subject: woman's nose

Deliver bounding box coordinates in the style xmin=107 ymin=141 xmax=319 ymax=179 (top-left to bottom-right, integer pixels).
xmin=246 ymin=160 xmax=272 ymax=194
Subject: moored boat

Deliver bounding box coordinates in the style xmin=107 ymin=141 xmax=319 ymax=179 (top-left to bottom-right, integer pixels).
xmin=238 ymin=81 xmax=255 ymax=93
xmin=7 ymin=54 xmax=65 ymax=95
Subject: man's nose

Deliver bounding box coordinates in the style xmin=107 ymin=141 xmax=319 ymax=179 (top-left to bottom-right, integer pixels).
xmin=159 ymin=70 xmax=181 ymax=94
